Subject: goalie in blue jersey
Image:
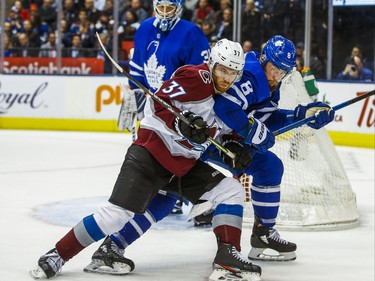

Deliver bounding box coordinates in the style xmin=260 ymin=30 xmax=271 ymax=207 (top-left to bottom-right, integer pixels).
xmin=118 ymin=0 xmax=210 ymax=136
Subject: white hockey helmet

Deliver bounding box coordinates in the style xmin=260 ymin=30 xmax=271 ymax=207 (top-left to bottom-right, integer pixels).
xmin=153 ymin=0 xmax=183 ymax=32
xmin=209 ymin=38 xmax=245 ymax=81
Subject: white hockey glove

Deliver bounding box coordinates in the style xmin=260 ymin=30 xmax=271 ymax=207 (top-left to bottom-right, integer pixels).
xmin=117 ymin=84 xmax=140 ymax=131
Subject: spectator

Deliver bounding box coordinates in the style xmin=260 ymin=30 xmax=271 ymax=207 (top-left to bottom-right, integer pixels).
xmin=337 ymin=55 xmax=373 ymax=81
xmin=201 ymin=20 xmax=215 ymax=43
xmin=37 ymin=0 xmax=57 ymax=30
xmin=12 ymin=32 xmax=39 ymax=57
xmin=214 ymin=0 xmax=231 ymax=25
xmin=191 ymin=0 xmax=216 ymax=24
xmin=126 ymin=0 xmax=149 ymax=25
xmin=39 ymin=31 xmax=57 ymax=57
xmin=23 ymin=19 xmax=41 ymax=47
xmin=5 ymin=7 xmax=24 ymax=37
xmin=212 ymin=7 xmax=233 ymax=41
xmin=63 ymin=33 xmax=88 ymax=57
xmin=59 ymin=19 xmax=73 ymax=47
xmin=63 ymin=0 xmax=78 ymax=28
xmin=241 ymin=0 xmax=261 ymax=50
xmin=3 ymin=34 xmax=14 ymax=57
xmin=295 ymin=41 xmax=304 ymax=67
xmin=310 ymin=42 xmax=326 ymax=79
xmin=242 ymin=39 xmax=253 ymax=53
xmin=118 ymin=10 xmax=139 ymax=40
xmin=84 ymin=0 xmax=101 ymax=23
xmin=93 ymin=32 xmax=112 ymax=73
xmin=70 ymin=10 xmax=92 ymax=34
xmin=29 ymin=11 xmax=49 ymax=44
xmin=13 ymin=0 xmax=30 ymax=21
xmin=78 ymin=22 xmax=96 ymax=49
xmin=261 ymin=0 xmax=276 ymax=42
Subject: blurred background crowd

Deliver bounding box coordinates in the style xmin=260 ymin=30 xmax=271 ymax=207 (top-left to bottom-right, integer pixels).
xmin=1 ymin=0 xmax=374 ymax=80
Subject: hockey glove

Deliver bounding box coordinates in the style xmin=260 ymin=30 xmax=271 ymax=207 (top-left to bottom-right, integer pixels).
xmin=117 ymin=84 xmax=143 ymax=131
xmin=245 ymin=117 xmax=275 ymax=153
xmin=174 ymin=111 xmax=210 ymax=144
xmin=220 ymin=139 xmax=252 ymax=171
xmin=294 ymin=102 xmax=335 ymax=129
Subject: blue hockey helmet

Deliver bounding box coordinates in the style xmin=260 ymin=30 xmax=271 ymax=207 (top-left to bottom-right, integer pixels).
xmin=261 ymin=35 xmax=296 ymax=73
xmin=153 ymin=0 xmax=184 ymax=32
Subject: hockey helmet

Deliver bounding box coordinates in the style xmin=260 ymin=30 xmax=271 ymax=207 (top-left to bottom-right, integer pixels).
xmin=209 ymin=39 xmax=245 ymax=80
xmin=261 ymin=35 xmax=296 ymax=73
xmin=153 ymin=0 xmax=183 ymax=32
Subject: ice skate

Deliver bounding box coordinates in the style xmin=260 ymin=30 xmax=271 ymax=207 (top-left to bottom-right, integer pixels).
xmin=193 ymin=209 xmax=214 ymax=227
xmin=171 ymin=199 xmax=183 ymax=215
xmin=248 ymin=218 xmax=297 ymax=262
xmin=209 ymin=242 xmax=262 ymax=281
xmin=83 ymin=236 xmax=135 ymax=275
xmin=30 ymin=248 xmax=65 ymax=279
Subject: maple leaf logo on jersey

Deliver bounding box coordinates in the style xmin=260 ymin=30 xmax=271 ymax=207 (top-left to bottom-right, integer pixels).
xmin=144 ymin=53 xmax=166 ymax=91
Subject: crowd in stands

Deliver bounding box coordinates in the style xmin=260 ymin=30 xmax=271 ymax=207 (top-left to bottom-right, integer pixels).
xmin=1 ymin=0 xmax=374 ymax=80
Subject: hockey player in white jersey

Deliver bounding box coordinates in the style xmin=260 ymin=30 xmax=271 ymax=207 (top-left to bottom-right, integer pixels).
xmin=30 ymin=39 xmax=268 ymax=281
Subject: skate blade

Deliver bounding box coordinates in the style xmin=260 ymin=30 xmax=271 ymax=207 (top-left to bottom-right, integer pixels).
xmin=29 ymin=265 xmax=47 ymax=279
xmin=209 ymin=268 xmax=261 ymax=281
xmin=249 ymin=248 xmax=296 ymax=262
xmin=83 ymin=260 xmax=132 ymax=275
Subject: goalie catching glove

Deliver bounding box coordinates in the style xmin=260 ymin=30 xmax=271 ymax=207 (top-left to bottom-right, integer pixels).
xmin=294 ymin=101 xmax=335 ymax=129
xmin=174 ymin=111 xmax=210 ymax=144
xmin=117 ymin=84 xmax=144 ymax=131
xmin=220 ymin=139 xmax=252 ymax=171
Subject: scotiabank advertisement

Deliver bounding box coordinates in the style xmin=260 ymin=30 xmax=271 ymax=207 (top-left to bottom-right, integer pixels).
xmin=3 ymin=58 xmax=104 ymax=74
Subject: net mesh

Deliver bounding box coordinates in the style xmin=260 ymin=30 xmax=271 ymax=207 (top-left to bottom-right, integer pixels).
xmin=241 ymin=70 xmax=359 ymax=231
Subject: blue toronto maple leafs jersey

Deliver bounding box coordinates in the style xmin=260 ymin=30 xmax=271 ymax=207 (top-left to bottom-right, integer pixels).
xmin=128 ymin=17 xmax=211 ymax=93
xmin=214 ymin=51 xmax=294 ymax=136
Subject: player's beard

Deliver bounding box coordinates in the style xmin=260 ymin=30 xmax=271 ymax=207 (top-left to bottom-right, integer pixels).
xmin=268 ymin=79 xmax=279 ymax=92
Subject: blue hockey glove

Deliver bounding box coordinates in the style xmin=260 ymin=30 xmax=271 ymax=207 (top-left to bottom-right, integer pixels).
xmin=220 ymin=139 xmax=252 ymax=171
xmin=245 ymin=117 xmax=275 ymax=153
xmin=174 ymin=111 xmax=210 ymax=144
xmin=294 ymin=102 xmax=335 ymax=129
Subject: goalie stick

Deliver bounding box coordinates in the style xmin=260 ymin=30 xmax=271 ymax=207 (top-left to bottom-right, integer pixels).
xmin=273 ymin=89 xmax=375 ymax=136
xmin=95 ymin=32 xmax=236 ymax=160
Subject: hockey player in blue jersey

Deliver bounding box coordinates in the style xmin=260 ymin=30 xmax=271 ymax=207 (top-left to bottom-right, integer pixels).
xmin=31 ymin=39 xmax=265 ymax=281
xmin=209 ymin=35 xmax=335 ymax=262
xmin=76 ymin=36 xmax=335 ymax=277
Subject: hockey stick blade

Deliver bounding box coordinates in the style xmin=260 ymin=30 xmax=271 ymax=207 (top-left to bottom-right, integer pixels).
xmin=273 ymin=89 xmax=375 ymax=136
xmin=95 ymin=32 xmax=236 ymax=160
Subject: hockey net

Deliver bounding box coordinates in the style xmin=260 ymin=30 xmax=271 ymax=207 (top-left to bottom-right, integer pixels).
xmin=241 ymin=69 xmax=359 ymax=231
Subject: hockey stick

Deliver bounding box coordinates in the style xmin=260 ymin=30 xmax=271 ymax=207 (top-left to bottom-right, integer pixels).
xmin=96 ymin=32 xmax=236 ymax=160
xmin=273 ymin=89 xmax=375 ymax=136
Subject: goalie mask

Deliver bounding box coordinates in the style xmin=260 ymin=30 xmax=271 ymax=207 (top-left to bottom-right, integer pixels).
xmin=209 ymin=39 xmax=245 ymax=90
xmin=153 ymin=0 xmax=183 ymax=32
xmin=261 ymin=35 xmax=296 ymax=74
